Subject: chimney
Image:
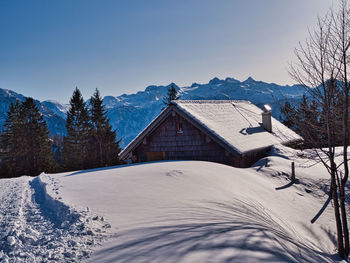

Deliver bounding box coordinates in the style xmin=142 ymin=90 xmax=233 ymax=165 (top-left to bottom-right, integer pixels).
xmin=262 ymin=104 xmax=272 ymax=132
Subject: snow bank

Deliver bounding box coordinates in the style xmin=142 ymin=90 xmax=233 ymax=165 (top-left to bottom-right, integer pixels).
xmin=33 ymin=175 xmax=78 ymax=226
xmin=34 ymin=174 xmax=112 ymax=260
xmin=37 ymin=153 xmax=344 ymax=262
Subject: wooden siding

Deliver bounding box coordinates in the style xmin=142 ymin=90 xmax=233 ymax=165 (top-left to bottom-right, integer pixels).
xmin=132 ymin=112 xmax=269 ymax=167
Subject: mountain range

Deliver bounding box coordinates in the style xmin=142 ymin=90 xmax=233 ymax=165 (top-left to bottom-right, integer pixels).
xmin=0 ymin=77 xmax=306 ymax=148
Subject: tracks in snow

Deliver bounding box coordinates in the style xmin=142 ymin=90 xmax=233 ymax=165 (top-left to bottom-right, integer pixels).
xmin=0 ymin=176 xmax=111 ymax=262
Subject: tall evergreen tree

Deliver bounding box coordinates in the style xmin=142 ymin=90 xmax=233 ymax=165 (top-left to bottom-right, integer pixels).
xmin=280 ymin=101 xmax=298 ymax=131
xmin=52 ymin=134 xmax=64 ymax=168
xmin=0 ymin=102 xmax=21 ymax=177
xmin=280 ymin=95 xmax=322 ymax=148
xmin=0 ymin=98 xmax=54 ymax=177
xmin=88 ymin=89 xmax=121 ymax=168
xmin=163 ymin=84 xmax=180 ymax=107
xmin=20 ymin=98 xmax=55 ymax=176
xmin=297 ymin=95 xmax=322 ymax=148
xmin=62 ymin=88 xmax=91 ymax=171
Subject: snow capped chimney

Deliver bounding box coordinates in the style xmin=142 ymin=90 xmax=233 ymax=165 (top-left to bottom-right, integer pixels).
xmin=262 ymin=104 xmax=272 ymax=132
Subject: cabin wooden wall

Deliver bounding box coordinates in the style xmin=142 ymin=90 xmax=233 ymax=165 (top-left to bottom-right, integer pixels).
xmin=132 ymin=112 xmax=269 ymax=167
xmin=240 ymin=148 xmax=270 ymax=167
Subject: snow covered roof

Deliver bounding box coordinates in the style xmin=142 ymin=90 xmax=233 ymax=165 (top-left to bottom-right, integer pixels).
xmin=120 ymin=100 xmax=302 ymax=159
xmin=173 ymin=100 xmax=302 ymax=154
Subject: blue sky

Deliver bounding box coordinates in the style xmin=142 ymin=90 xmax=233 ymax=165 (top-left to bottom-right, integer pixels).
xmin=0 ymin=0 xmax=333 ymax=102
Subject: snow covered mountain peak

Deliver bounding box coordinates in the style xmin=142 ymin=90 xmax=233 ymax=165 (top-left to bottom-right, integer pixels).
xmin=0 ymin=88 xmax=26 ymax=100
xmin=208 ymin=77 xmax=225 ymax=85
xmin=244 ymin=76 xmax=256 ymax=83
xmin=224 ymin=77 xmax=240 ymax=84
xmin=0 ymin=88 xmax=67 ymax=136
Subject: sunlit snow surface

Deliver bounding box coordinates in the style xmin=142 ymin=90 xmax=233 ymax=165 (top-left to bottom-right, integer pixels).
xmin=174 ymin=100 xmax=301 ymax=154
xmin=0 ymin=145 xmax=347 ymax=262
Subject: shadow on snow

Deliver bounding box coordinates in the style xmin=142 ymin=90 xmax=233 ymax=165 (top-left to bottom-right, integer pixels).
xmin=90 ymin=198 xmax=339 ymax=263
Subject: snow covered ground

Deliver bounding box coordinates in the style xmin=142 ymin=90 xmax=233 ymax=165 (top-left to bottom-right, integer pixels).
xmin=0 ymin=177 xmax=111 ymax=262
xmin=0 ymin=145 xmax=348 ymax=262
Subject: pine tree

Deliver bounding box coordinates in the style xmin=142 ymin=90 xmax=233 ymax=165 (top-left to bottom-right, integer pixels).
xmin=163 ymin=84 xmax=180 ymax=107
xmin=88 ymin=89 xmax=121 ymax=168
xmin=297 ymin=95 xmax=322 ymax=148
xmin=0 ymin=98 xmax=54 ymax=177
xmin=19 ymin=98 xmax=55 ymax=176
xmin=52 ymin=134 xmax=64 ymax=167
xmin=280 ymin=101 xmax=298 ymax=131
xmin=0 ymin=102 xmax=21 ymax=177
xmin=308 ymin=98 xmax=322 ymax=146
xmin=62 ymin=88 xmax=91 ymax=171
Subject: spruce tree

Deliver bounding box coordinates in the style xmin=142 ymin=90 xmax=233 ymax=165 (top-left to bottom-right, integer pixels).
xmin=19 ymin=98 xmax=55 ymax=176
xmin=280 ymin=101 xmax=298 ymax=131
xmin=62 ymin=88 xmax=91 ymax=171
xmin=0 ymin=98 xmax=54 ymax=177
xmin=163 ymin=84 xmax=180 ymax=107
xmin=296 ymin=95 xmax=322 ymax=148
xmin=0 ymin=102 xmax=21 ymax=177
xmin=89 ymin=89 xmax=121 ymax=168
xmin=52 ymin=134 xmax=64 ymax=166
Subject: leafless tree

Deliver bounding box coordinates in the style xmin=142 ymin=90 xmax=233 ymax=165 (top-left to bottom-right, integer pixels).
xmin=290 ymin=0 xmax=350 ymax=258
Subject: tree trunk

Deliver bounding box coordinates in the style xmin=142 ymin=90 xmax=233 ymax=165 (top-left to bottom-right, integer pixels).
xmin=331 ymin=167 xmax=345 ymax=258
xmin=99 ymin=138 xmax=103 ymax=167
xmin=341 ymin=10 xmax=349 ymax=254
xmin=339 ymin=182 xmax=349 ymax=256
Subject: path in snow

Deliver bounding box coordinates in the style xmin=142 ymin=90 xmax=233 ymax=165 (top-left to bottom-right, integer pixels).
xmin=0 ymin=176 xmax=111 ymax=262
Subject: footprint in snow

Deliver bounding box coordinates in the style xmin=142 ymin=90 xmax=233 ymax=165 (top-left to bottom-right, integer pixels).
xmin=166 ymin=170 xmax=184 ymax=177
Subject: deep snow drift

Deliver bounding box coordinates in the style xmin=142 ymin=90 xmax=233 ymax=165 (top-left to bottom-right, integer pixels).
xmin=0 ymin=145 xmax=347 ymax=262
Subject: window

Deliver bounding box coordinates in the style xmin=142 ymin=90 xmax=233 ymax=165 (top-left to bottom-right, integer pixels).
xmin=175 ymin=115 xmax=183 ymax=134
xmin=177 ymin=122 xmax=183 ymax=133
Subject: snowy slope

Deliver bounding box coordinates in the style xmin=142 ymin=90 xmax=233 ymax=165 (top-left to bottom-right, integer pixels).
xmin=62 ymin=157 xmax=340 ymax=263
xmin=41 ymin=100 xmax=69 ymax=120
xmin=1 ymin=145 xmax=345 ymax=262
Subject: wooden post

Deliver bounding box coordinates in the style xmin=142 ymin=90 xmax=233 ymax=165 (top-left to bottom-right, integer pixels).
xmin=291 ymin=162 xmax=295 ymax=183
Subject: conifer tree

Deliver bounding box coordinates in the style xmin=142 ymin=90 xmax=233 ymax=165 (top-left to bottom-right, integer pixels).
xmin=280 ymin=101 xmax=298 ymax=131
xmin=0 ymin=98 xmax=54 ymax=177
xmin=0 ymin=102 xmax=21 ymax=177
xmin=20 ymin=98 xmax=55 ymax=176
xmin=52 ymin=134 xmax=64 ymax=168
xmin=88 ymin=89 xmax=121 ymax=168
xmin=62 ymin=88 xmax=91 ymax=171
xmin=297 ymin=95 xmax=322 ymax=148
xmin=163 ymin=84 xmax=180 ymax=107
xmin=281 ymin=95 xmax=322 ymax=148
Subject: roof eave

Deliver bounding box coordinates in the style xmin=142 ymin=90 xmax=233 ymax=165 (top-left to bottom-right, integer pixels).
xmin=119 ymin=105 xmax=174 ymax=160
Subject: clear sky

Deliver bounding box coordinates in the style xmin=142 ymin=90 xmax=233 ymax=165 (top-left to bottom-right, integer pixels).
xmin=0 ymin=0 xmax=334 ymax=103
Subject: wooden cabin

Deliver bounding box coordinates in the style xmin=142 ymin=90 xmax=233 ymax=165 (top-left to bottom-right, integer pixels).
xmin=119 ymin=100 xmax=302 ymax=168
